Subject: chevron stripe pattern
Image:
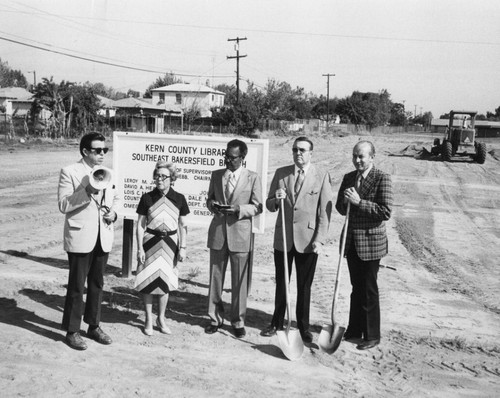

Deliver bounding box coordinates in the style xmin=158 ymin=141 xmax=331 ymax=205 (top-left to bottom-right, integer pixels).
xmin=134 ymin=195 xmax=180 ymax=294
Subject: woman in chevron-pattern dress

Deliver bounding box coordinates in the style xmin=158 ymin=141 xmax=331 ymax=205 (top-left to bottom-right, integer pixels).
xmin=135 ymin=161 xmax=189 ymax=336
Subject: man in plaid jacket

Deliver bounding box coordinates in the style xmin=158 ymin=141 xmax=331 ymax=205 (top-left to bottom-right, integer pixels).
xmin=335 ymin=140 xmax=393 ymax=350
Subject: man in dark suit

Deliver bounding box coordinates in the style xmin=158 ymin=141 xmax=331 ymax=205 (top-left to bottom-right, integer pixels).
xmin=335 ymin=140 xmax=393 ymax=350
xmin=58 ymin=132 xmax=119 ymax=350
xmin=261 ymin=137 xmax=333 ymax=343
xmin=205 ymin=139 xmax=263 ymax=338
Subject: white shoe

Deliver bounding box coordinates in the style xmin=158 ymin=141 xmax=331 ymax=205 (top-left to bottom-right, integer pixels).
xmin=156 ymin=318 xmax=172 ymax=334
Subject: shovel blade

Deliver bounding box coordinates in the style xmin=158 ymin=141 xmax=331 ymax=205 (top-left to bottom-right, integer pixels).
xmin=276 ymin=329 xmax=304 ymax=361
xmin=318 ymin=323 xmax=345 ymax=354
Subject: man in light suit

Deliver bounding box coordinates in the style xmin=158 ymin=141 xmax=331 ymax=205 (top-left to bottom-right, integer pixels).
xmin=205 ymin=139 xmax=263 ymax=338
xmin=261 ymin=137 xmax=333 ymax=343
xmin=336 ymin=140 xmax=393 ymax=350
xmin=58 ymin=132 xmax=119 ymax=350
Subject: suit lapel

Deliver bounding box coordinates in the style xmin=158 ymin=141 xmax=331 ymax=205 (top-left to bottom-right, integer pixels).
xmin=359 ymin=168 xmax=377 ymax=197
xmin=284 ymin=166 xmax=295 ymax=203
xmin=296 ymin=164 xmax=316 ymax=201
xmin=219 ymin=170 xmax=229 ymax=204
xmin=230 ymin=168 xmax=248 ymax=203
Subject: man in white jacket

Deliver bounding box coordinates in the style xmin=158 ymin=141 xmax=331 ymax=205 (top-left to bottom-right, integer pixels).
xmin=58 ymin=132 xmax=119 ymax=350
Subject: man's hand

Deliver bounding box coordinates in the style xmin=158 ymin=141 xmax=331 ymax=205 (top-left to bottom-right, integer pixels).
xmin=219 ymin=205 xmax=239 ymax=216
xmin=85 ymin=183 xmax=99 ymax=196
xmin=103 ymin=209 xmax=117 ymax=224
xmin=344 ymin=187 xmax=361 ymax=206
xmin=275 ymin=188 xmax=286 ymax=200
xmin=312 ymin=241 xmax=324 ymax=254
xmin=208 ymin=199 xmax=222 ymax=214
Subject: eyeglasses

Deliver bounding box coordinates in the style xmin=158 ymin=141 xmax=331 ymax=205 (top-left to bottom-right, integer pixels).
xmin=224 ymin=154 xmax=241 ymax=161
xmin=89 ymin=147 xmax=109 ymax=155
xmin=292 ymin=147 xmax=310 ymax=153
xmin=154 ymin=174 xmax=171 ymax=181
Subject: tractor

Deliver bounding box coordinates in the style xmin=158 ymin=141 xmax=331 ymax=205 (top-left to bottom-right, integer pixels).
xmin=431 ymin=110 xmax=487 ymax=164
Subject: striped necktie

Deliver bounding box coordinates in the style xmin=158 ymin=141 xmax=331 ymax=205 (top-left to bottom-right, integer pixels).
xmin=225 ymin=172 xmax=236 ymax=199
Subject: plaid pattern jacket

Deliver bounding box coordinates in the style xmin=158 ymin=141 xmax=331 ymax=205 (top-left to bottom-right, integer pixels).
xmin=335 ymin=167 xmax=393 ymax=261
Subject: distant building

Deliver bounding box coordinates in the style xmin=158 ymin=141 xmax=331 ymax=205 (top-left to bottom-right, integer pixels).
xmin=150 ymin=83 xmax=225 ymax=118
xmin=112 ymin=96 xmax=182 ymax=133
xmin=0 ymin=87 xmax=33 ymax=117
xmin=96 ymin=95 xmax=117 ymax=118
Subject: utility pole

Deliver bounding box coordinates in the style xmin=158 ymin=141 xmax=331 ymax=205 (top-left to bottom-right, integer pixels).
xmin=322 ymin=73 xmax=335 ymax=127
xmin=28 ymin=70 xmax=36 ymax=87
xmin=227 ymin=37 xmax=247 ymax=105
xmin=414 ymin=104 xmax=417 ymax=118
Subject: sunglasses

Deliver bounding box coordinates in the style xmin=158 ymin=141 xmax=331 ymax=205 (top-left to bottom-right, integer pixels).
xmin=154 ymin=174 xmax=171 ymax=181
xmin=292 ymin=147 xmax=310 ymax=153
xmin=89 ymin=147 xmax=109 ymax=155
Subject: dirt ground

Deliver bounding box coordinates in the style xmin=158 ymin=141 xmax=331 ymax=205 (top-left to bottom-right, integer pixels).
xmin=1 ymin=131 xmax=499 ymax=398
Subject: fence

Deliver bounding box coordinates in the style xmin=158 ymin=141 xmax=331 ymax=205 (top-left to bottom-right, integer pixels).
xmin=1 ymin=113 xmax=431 ymax=142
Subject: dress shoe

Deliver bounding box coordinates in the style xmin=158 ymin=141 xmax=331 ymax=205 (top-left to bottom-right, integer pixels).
xmin=66 ymin=332 xmax=87 ymax=351
xmin=261 ymin=325 xmax=278 ymax=337
xmin=300 ymin=330 xmax=313 ymax=344
xmin=87 ymin=326 xmax=112 ymax=345
xmin=156 ymin=318 xmax=172 ymax=335
xmin=143 ymin=326 xmax=153 ymax=336
xmin=356 ymin=339 xmax=380 ymax=350
xmin=234 ymin=327 xmax=246 ymax=338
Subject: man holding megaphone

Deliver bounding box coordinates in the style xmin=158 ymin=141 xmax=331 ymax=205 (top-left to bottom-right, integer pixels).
xmin=58 ymin=132 xmax=119 ymax=351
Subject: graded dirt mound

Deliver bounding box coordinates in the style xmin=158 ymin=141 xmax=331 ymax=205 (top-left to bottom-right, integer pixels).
xmin=388 ymin=143 xmax=434 ymax=159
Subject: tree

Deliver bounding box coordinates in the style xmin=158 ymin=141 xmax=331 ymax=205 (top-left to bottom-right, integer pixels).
xmin=144 ymin=72 xmax=183 ymax=98
xmin=412 ymin=111 xmax=433 ymax=129
xmin=389 ymin=103 xmax=407 ymax=126
xmin=126 ymin=89 xmax=140 ymax=98
xmin=89 ymin=82 xmax=127 ymax=100
xmin=335 ymin=90 xmax=392 ymax=128
xmin=0 ymin=58 xmax=28 ymax=88
xmin=215 ymin=83 xmax=238 ymax=106
xmin=31 ymin=77 xmax=100 ymax=138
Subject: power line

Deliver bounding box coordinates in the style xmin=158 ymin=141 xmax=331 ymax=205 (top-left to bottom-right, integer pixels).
xmin=0 ymin=34 xmax=233 ymax=78
xmin=2 ymin=8 xmax=499 ymax=46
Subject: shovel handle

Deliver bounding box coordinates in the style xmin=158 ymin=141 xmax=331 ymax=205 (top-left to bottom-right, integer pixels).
xmin=331 ymin=202 xmax=350 ymax=321
xmin=280 ymin=198 xmax=292 ymax=334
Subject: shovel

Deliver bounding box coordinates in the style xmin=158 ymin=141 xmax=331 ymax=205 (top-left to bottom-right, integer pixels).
xmin=318 ymin=202 xmax=351 ymax=354
xmin=276 ymin=198 xmax=304 ymax=361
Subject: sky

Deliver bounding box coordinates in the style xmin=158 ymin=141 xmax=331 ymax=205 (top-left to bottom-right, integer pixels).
xmin=0 ymin=0 xmax=499 ymax=117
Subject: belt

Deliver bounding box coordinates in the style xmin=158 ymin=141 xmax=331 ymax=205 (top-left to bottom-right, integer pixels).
xmin=146 ymin=228 xmax=177 ymax=237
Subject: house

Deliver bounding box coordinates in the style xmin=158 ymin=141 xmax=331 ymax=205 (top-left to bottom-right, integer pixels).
xmin=150 ymin=83 xmax=225 ymax=118
xmin=0 ymin=87 xmax=33 ymax=117
xmin=112 ymin=96 xmax=182 ymax=133
xmin=96 ymin=95 xmax=117 ymax=118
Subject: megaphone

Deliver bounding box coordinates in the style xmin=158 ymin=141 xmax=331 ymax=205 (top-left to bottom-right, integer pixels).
xmin=89 ymin=166 xmax=113 ymax=190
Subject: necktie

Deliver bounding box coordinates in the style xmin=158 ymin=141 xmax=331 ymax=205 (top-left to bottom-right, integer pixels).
xmin=355 ymin=173 xmax=363 ymax=192
xmin=225 ymin=172 xmax=236 ymax=199
xmin=294 ymin=169 xmax=304 ymax=197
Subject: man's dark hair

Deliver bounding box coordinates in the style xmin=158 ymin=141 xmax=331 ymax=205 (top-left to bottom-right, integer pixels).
xmin=294 ymin=136 xmax=314 ymax=151
xmin=80 ymin=132 xmax=106 ymax=157
xmin=227 ymin=139 xmax=248 ymax=158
